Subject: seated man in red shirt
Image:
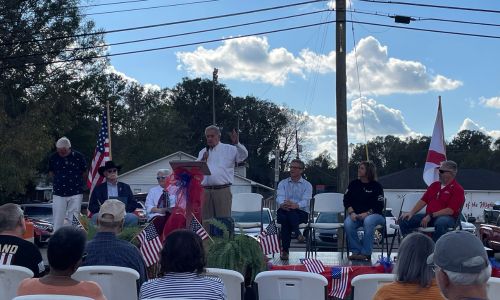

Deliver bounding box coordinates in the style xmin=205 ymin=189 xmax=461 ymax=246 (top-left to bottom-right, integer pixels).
xmin=399 ymin=160 xmax=465 ymax=241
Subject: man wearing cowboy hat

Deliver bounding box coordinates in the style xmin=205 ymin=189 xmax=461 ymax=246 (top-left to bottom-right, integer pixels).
xmin=89 ymin=161 xmax=139 ymax=226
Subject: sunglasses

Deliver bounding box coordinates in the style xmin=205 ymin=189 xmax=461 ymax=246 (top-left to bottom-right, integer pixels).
xmin=157 ymin=176 xmax=167 ymax=180
xmin=438 ymin=169 xmax=451 ymax=174
xmin=107 ymin=169 xmax=118 ymax=173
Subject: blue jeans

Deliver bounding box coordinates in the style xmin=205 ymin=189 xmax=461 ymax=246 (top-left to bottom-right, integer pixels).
xmin=344 ymin=213 xmax=385 ymax=256
xmin=399 ymin=213 xmax=455 ymax=241
xmin=91 ymin=213 xmax=139 ymax=227
xmin=277 ymin=208 xmax=308 ymax=252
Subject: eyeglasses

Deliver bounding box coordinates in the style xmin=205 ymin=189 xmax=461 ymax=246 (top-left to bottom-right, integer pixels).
xmin=107 ymin=169 xmax=118 ymax=173
xmin=81 ymin=252 xmax=88 ymax=262
xmin=157 ymin=176 xmax=167 ymax=180
xmin=438 ymin=169 xmax=451 ymax=174
xmin=290 ymin=166 xmax=303 ymax=170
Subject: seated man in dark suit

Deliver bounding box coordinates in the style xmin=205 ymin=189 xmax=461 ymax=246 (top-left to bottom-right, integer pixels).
xmin=89 ymin=161 xmax=139 ymax=226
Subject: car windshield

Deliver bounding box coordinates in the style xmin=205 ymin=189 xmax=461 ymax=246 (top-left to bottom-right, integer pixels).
xmin=232 ymin=211 xmax=271 ymax=223
xmin=23 ymin=206 xmax=52 ymax=217
xmin=316 ymin=212 xmax=340 ymax=223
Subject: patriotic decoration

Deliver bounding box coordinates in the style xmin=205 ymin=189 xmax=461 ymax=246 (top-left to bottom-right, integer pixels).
xmin=329 ymin=266 xmax=351 ymax=299
xmin=137 ymin=223 xmax=162 ymax=267
xmin=300 ymin=258 xmax=325 ymax=274
xmin=423 ymin=98 xmax=446 ymax=186
xmin=71 ymin=215 xmax=85 ymax=231
xmin=258 ymin=221 xmax=280 ymax=255
xmin=87 ymin=109 xmax=110 ymax=193
xmin=189 ymin=217 xmax=209 ymax=240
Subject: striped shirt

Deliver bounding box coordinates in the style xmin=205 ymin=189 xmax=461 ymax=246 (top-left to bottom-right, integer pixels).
xmin=140 ymin=272 xmax=226 ymax=300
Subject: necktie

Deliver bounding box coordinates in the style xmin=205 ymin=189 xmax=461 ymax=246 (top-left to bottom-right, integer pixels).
xmin=157 ymin=192 xmax=167 ymax=208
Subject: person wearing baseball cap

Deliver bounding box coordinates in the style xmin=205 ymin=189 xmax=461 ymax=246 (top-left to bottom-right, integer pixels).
xmin=428 ymin=231 xmax=491 ymax=300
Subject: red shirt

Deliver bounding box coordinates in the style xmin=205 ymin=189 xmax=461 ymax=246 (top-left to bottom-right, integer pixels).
xmin=422 ymin=179 xmax=465 ymax=218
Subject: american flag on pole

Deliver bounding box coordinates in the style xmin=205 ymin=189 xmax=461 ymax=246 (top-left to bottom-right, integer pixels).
xmin=189 ymin=217 xmax=209 ymax=240
xmin=137 ymin=222 xmax=162 ymax=267
xmin=87 ymin=109 xmax=110 ymax=193
xmin=71 ymin=215 xmax=86 ymax=232
xmin=329 ymin=266 xmax=352 ymax=299
xmin=300 ymin=258 xmax=325 ymax=274
xmin=258 ymin=221 xmax=280 ymax=255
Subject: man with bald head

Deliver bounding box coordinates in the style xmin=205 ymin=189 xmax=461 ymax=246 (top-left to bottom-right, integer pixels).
xmin=399 ymin=160 xmax=465 ymax=241
xmin=48 ymin=137 xmax=87 ymax=231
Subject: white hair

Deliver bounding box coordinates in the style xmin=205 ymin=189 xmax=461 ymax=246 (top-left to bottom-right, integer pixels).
xmin=204 ymin=125 xmax=221 ymax=136
xmin=443 ymin=264 xmax=491 ymax=285
xmin=157 ymin=169 xmax=171 ymax=176
xmin=55 ymin=137 xmax=71 ymax=148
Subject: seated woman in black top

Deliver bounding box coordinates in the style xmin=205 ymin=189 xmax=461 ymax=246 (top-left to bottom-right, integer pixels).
xmin=343 ymin=161 xmax=385 ymax=261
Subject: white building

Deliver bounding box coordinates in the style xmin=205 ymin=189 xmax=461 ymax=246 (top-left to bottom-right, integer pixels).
xmin=118 ymin=151 xmax=274 ymax=197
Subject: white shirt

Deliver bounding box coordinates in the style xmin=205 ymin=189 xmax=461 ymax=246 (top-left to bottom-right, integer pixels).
xmin=197 ymin=142 xmax=248 ymax=186
xmin=145 ymin=185 xmax=176 ymax=220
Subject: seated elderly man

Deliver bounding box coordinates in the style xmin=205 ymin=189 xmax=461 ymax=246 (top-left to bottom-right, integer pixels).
xmin=145 ymin=169 xmax=176 ymax=222
xmin=428 ymin=231 xmax=491 ymax=300
xmin=399 ymin=160 xmax=465 ymax=241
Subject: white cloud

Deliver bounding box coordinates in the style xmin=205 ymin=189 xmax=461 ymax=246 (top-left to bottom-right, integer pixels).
xmin=458 ymin=118 xmax=500 ymax=140
xmin=176 ymin=36 xmax=461 ymax=95
xmin=303 ymin=97 xmax=416 ymax=157
xmin=480 ymin=96 xmax=500 ymax=109
xmin=105 ymin=66 xmax=161 ymax=91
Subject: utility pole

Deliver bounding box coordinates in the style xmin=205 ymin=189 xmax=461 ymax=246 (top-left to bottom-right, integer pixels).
xmin=212 ymin=68 xmax=218 ymax=125
xmin=336 ymin=0 xmax=348 ymax=193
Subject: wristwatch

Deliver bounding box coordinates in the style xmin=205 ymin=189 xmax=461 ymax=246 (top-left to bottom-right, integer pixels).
xmin=427 ymin=213 xmax=433 ymax=220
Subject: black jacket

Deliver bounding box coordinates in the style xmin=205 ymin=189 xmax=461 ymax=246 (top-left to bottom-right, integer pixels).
xmin=89 ymin=181 xmax=138 ymax=214
xmin=343 ymin=179 xmax=384 ymax=214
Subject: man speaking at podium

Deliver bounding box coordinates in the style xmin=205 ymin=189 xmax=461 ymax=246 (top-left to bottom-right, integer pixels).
xmin=197 ymin=125 xmax=248 ymax=225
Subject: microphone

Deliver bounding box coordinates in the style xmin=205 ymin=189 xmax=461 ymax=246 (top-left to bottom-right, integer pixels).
xmin=203 ymin=146 xmax=210 ymax=161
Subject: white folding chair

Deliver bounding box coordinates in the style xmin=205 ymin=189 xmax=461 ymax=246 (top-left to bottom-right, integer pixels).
xmin=388 ymin=192 xmax=423 ymax=256
xmin=351 ymin=273 xmax=395 ymax=300
xmin=487 ymin=277 xmax=500 ymax=300
xmin=205 ymin=268 xmax=245 ymax=300
xmin=72 ymin=266 xmax=140 ymax=300
xmin=308 ymin=193 xmax=345 ymax=257
xmin=13 ymin=295 xmax=93 ymax=300
xmin=417 ymin=200 xmax=465 ymax=236
xmin=0 ymin=265 xmax=34 ymax=300
xmin=254 ymin=270 xmax=328 ymax=300
xmin=232 ymin=193 xmax=264 ymax=231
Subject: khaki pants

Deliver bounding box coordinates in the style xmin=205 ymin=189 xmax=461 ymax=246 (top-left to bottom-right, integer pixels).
xmin=202 ymin=187 xmax=232 ymax=226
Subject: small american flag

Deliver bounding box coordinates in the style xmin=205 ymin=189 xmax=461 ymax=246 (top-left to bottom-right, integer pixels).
xmin=71 ymin=215 xmax=85 ymax=231
xmin=329 ymin=266 xmax=351 ymax=299
xmin=189 ymin=217 xmax=209 ymax=240
xmin=86 ymin=109 xmax=110 ymax=193
xmin=258 ymin=221 xmax=280 ymax=255
xmin=301 ymin=258 xmax=325 ymax=274
xmin=137 ymin=223 xmax=162 ymax=267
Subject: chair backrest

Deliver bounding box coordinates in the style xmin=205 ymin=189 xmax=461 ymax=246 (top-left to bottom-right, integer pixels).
xmin=13 ymin=295 xmax=93 ymax=300
xmin=401 ymin=192 xmax=424 ymax=214
xmin=312 ymin=193 xmax=344 ymax=214
xmin=254 ymin=270 xmax=328 ymax=300
xmin=72 ymin=266 xmax=140 ymax=300
xmin=205 ymin=268 xmax=245 ymax=300
xmin=0 ymin=265 xmax=34 ymax=300
xmin=232 ymin=193 xmax=263 ymax=212
xmin=351 ymin=273 xmax=395 ymax=300
xmin=487 ymin=277 xmax=500 ymax=300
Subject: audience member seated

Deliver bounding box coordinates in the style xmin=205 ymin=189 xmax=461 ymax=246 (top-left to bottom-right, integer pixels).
xmin=17 ymin=226 xmax=106 ymax=300
xmin=373 ymin=232 xmax=444 ymax=300
xmin=139 ymin=229 xmax=226 ymax=300
xmin=83 ymin=199 xmax=147 ymax=294
xmin=428 ymin=231 xmax=491 ymax=300
xmin=0 ymin=203 xmax=45 ymax=277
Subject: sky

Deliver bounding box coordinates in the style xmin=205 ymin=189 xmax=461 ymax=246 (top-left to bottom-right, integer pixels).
xmin=83 ymin=0 xmax=500 ymax=158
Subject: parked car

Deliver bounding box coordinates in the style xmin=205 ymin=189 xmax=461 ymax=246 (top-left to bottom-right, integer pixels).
xmin=480 ymin=224 xmax=500 ymax=252
xmin=21 ymin=203 xmax=54 ymax=246
xmin=232 ymin=208 xmax=273 ymax=237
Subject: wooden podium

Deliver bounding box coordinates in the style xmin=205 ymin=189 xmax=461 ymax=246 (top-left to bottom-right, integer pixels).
xmin=169 ymin=160 xmax=211 ymax=175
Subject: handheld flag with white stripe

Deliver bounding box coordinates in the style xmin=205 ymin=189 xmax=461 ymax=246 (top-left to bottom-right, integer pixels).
xmin=138 ymin=222 xmax=162 ymax=267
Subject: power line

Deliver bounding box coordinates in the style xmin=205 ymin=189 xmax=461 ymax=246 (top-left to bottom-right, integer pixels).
xmin=359 ymin=0 xmax=500 ymax=14
xmin=0 ymin=0 xmax=327 ymax=47
xmin=1 ymin=10 xmax=330 ymax=61
xmin=78 ymin=0 xmax=176 ymax=9
xmin=82 ymin=0 xmax=219 ymax=16
xmin=3 ymin=18 xmax=500 ymax=70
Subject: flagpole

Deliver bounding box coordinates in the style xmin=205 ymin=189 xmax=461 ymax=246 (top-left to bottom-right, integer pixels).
xmin=106 ymin=101 xmax=112 ymax=160
xmin=191 ymin=213 xmax=214 ymax=243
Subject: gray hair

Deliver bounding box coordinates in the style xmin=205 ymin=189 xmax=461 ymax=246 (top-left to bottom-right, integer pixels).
xmin=204 ymin=125 xmax=221 ymax=137
xmin=157 ymin=169 xmax=171 ymax=176
xmin=442 ymin=263 xmax=491 ymax=286
xmin=394 ymin=232 xmax=435 ymax=287
xmin=0 ymin=203 xmax=24 ymax=232
xmin=55 ymin=137 xmax=71 ymax=148
xmin=441 ymin=160 xmax=458 ymax=175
